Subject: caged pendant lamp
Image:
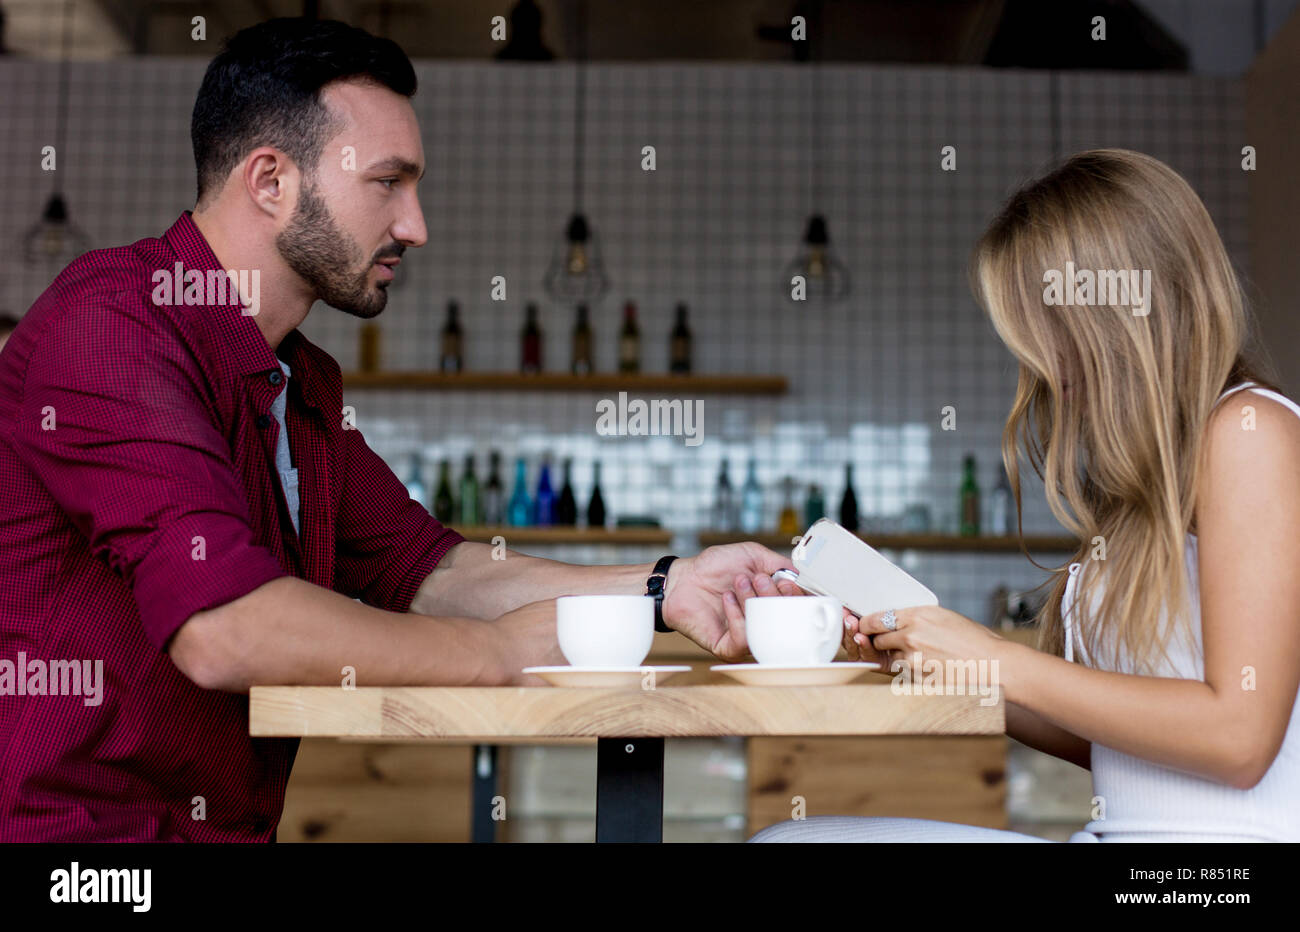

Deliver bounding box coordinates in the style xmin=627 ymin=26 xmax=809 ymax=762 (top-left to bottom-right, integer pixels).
xmin=23 ymin=0 xmax=90 ymax=267
xmin=543 ymin=0 xmax=608 ymax=304
xmin=781 ymin=8 xmax=848 ymax=304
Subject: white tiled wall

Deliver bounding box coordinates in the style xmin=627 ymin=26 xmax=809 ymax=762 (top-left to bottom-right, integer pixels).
xmin=0 ymin=59 xmax=1248 ymax=623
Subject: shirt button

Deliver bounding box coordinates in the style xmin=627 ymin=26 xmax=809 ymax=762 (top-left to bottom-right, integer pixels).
xmin=257 ymin=414 xmax=272 ymax=428
xmin=268 ymin=370 xmax=284 ymax=386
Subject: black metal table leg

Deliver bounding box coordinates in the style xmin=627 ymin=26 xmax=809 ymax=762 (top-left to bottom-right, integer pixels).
xmin=595 ymin=737 xmax=665 ymax=842
xmin=470 ymin=744 xmax=499 ymax=843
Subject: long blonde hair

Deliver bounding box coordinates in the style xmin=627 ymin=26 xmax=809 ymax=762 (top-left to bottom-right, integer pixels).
xmin=971 ymin=149 xmax=1276 ymax=674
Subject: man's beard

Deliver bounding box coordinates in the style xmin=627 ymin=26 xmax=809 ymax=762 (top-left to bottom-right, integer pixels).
xmin=275 ymin=181 xmax=391 ymax=319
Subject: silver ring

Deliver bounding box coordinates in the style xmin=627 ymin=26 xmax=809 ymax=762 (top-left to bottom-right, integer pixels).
xmin=881 ymin=609 xmax=898 ymax=631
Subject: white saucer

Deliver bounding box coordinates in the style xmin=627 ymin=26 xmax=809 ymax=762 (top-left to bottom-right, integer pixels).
xmin=522 ymin=665 xmax=692 ymax=688
xmin=710 ymin=662 xmax=881 ymax=686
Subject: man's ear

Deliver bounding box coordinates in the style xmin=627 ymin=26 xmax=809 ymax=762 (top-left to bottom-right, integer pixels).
xmin=242 ymin=146 xmax=295 ymax=219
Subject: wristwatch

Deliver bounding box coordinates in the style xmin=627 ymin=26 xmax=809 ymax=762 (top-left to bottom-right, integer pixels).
xmin=646 ymin=555 xmax=677 ymax=633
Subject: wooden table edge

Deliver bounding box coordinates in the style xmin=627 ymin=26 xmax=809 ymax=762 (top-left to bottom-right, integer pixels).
xmin=250 ymin=684 xmax=1005 ymax=739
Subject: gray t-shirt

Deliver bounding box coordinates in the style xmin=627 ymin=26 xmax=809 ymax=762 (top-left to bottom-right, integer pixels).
xmin=269 ymin=357 xmax=300 ymax=535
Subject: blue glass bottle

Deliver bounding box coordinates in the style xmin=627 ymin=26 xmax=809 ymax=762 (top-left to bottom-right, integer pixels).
xmin=507 ymin=457 xmax=532 ymax=526
xmin=403 ymin=452 xmax=426 ymax=510
xmin=533 ymin=456 xmax=556 ymax=526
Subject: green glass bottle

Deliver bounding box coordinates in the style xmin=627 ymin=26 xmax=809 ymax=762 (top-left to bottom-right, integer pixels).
xmin=959 ymin=454 xmax=980 ymax=537
xmin=804 ymin=482 xmax=825 ymax=527
xmin=458 ymin=453 xmax=481 ymax=526
xmin=433 ymin=458 xmax=456 ymax=524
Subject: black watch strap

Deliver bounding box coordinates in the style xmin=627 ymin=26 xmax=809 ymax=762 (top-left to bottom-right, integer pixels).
xmin=647 ymin=554 xmax=678 ymax=633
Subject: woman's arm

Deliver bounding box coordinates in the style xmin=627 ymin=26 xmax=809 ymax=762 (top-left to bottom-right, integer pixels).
xmin=861 ymin=397 xmax=1300 ymax=789
xmin=1011 ymin=396 xmax=1300 ymax=787
xmin=1006 ymin=701 xmax=1091 ymax=770
xmin=845 ymin=623 xmax=1093 ymax=768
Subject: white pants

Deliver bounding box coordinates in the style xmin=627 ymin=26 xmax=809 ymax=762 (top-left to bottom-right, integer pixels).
xmin=748 ymin=815 xmax=1099 ymax=843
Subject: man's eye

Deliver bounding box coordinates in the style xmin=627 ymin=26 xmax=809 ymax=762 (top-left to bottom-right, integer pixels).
xmin=378 ymin=178 xmax=398 ymax=190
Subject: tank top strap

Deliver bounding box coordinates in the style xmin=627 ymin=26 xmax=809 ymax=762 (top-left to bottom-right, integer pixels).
xmin=1215 ymin=380 xmax=1257 ymax=406
xmin=1062 ymin=561 xmax=1083 ymax=663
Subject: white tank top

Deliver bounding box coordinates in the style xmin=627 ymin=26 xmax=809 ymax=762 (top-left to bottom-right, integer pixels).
xmin=1062 ymin=382 xmax=1300 ymax=842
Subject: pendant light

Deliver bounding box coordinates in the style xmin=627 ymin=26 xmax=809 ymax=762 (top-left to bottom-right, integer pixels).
xmin=543 ymin=0 xmax=608 ymax=304
xmin=782 ymin=10 xmax=848 ymax=303
xmin=496 ymin=0 xmax=555 ymax=61
xmin=23 ymin=0 xmax=90 ymax=267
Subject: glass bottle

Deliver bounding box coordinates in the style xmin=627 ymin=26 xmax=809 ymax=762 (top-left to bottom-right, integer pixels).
xmin=432 ymin=458 xmax=455 ymax=524
xmin=959 ymin=453 xmax=980 ymax=537
xmin=521 ymin=303 xmax=543 ymax=374
xmin=533 ymin=455 xmax=556 ymax=527
xmin=839 ymin=463 xmax=859 ymax=532
xmin=804 ymin=482 xmax=826 ymax=527
xmin=359 ymin=321 xmax=381 ymax=373
xmin=556 ymin=457 xmax=578 ymax=525
xmin=571 ymin=304 xmax=593 ymax=375
xmin=507 ymin=457 xmax=531 ymax=526
xmin=669 ymin=302 xmax=691 ymax=374
xmin=711 ymin=458 xmax=734 ymax=530
xmin=403 ymin=452 xmax=426 ymax=510
xmin=482 ymin=450 xmax=505 ymax=525
xmin=440 ymin=301 xmax=463 ymax=373
xmin=739 ymin=458 xmax=763 ymax=534
xmin=586 ymin=460 xmax=607 ymax=529
xmin=990 ymin=463 xmax=1013 ymax=536
xmin=777 ymin=476 xmax=800 ymax=538
xmin=618 ymin=301 xmax=640 ymax=374
xmin=458 ymin=453 xmax=481 ymax=526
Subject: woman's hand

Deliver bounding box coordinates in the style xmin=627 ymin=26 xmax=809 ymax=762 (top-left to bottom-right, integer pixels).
xmin=844 ymin=604 xmax=1009 ymax=682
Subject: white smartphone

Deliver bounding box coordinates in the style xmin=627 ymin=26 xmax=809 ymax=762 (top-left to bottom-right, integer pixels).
xmin=771 ymin=518 xmax=938 ymax=618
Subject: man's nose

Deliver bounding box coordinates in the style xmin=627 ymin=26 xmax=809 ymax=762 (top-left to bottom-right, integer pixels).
xmin=393 ymin=197 xmax=427 ymax=249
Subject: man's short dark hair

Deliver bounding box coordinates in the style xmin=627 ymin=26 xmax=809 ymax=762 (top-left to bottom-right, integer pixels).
xmin=191 ymin=17 xmax=417 ymax=205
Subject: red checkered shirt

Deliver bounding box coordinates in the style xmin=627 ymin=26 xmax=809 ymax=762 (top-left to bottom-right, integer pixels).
xmin=0 ymin=211 xmax=464 ymax=841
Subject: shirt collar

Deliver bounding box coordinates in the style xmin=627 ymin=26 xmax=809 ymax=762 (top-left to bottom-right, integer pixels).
xmin=163 ymin=211 xmax=330 ymax=413
xmin=277 ymin=329 xmax=331 ymax=413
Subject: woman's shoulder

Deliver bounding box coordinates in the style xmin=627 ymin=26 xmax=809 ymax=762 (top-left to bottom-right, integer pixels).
xmin=1206 ymin=385 xmax=1300 ymax=448
xmin=1196 ymin=386 xmax=1300 ymax=531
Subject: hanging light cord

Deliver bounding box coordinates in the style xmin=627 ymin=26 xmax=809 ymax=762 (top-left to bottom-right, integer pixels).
xmin=571 ymin=0 xmax=587 ymax=216
xmin=809 ymin=3 xmax=822 ymax=219
xmin=53 ymin=0 xmax=73 ymax=197
xmin=1049 ymin=70 xmax=1061 ymax=163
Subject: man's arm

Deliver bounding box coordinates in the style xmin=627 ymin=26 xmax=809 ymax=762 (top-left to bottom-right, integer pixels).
xmin=409 ymin=540 xmax=654 ymax=620
xmin=170 ymin=576 xmax=562 ymax=692
xmin=334 ymin=417 xmax=799 ymax=660
xmin=412 ymin=538 xmax=801 ymax=661
xmin=333 ymin=423 xmax=466 ymax=612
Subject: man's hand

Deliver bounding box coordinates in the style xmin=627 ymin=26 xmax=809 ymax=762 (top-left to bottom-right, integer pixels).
xmin=490 ymin=598 xmax=566 ymax=685
xmin=660 ymin=542 xmax=805 ymax=661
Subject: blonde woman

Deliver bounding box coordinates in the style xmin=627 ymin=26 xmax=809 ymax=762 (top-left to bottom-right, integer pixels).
xmin=752 ymin=149 xmax=1300 ymax=843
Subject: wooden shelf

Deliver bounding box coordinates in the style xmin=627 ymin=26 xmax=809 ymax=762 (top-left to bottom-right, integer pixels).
xmin=451 ymin=526 xmax=1072 ymax=551
xmin=453 ymin=525 xmax=672 ymax=546
xmin=696 ymin=531 xmax=1078 ymax=553
xmin=342 ymin=371 xmax=787 ymax=394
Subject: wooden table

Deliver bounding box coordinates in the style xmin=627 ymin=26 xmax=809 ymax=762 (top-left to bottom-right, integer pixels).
xmin=251 ymin=684 xmax=1005 ymax=842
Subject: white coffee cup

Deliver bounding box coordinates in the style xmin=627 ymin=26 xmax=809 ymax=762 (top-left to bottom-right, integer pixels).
xmin=745 ymin=596 xmax=843 ymax=665
xmin=556 ymin=594 xmax=655 ymax=667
